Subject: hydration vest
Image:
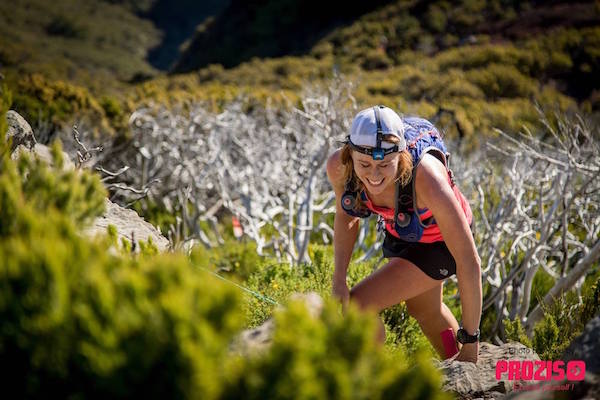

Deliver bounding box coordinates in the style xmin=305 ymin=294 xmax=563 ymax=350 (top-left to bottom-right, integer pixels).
xmin=341 ymin=117 xmax=471 ymax=243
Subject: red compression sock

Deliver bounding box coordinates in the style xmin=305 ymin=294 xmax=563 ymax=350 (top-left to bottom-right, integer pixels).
xmin=441 ymin=328 xmax=459 ymax=359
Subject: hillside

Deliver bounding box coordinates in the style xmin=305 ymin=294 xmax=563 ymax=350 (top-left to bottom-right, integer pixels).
xmin=0 ymin=0 xmax=229 ymax=134
xmin=0 ymin=0 xmax=599 ymax=146
xmin=172 ymin=0 xmax=394 ymax=71
xmin=142 ymin=0 xmax=230 ymax=69
xmin=0 ymin=0 xmax=229 ymax=88
xmin=175 ymin=0 xmax=600 ymax=103
xmin=0 ymin=0 xmax=160 ymax=91
xmin=134 ymin=1 xmax=600 ymax=148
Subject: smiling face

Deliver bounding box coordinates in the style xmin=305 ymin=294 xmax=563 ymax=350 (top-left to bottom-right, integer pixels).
xmin=351 ymin=150 xmax=400 ymax=195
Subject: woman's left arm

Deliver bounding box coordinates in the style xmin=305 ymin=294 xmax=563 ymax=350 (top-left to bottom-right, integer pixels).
xmin=416 ymin=154 xmax=482 ymax=363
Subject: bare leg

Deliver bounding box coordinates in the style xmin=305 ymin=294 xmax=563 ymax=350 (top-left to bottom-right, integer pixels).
xmin=405 ymin=284 xmax=460 ymax=358
xmin=349 ymin=257 xmax=442 ymax=345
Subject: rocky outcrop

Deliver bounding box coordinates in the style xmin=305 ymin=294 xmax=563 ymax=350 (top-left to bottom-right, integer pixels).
xmin=559 ymin=315 xmax=600 ymax=400
xmin=436 ymin=342 xmax=540 ymax=399
xmin=6 ymin=110 xmax=169 ymax=252
xmin=83 ymin=198 xmax=169 ymax=251
xmin=562 ymin=315 xmax=600 ymax=376
xmin=5 ymin=110 xmax=36 ymax=152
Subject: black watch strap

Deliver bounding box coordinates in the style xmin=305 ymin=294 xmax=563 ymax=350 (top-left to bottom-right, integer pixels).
xmin=457 ymin=327 xmax=480 ymax=344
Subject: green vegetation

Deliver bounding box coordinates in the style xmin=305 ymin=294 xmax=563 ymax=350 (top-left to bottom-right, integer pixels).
xmin=192 ymin=239 xmax=265 ymax=282
xmin=0 ymin=0 xmax=160 ymax=89
xmin=11 ymin=73 xmax=113 ymax=136
xmin=226 ymin=244 xmax=437 ymax=360
xmin=0 ymin=84 xmax=10 ymax=137
xmin=504 ymin=272 xmax=600 ymax=360
xmin=223 ymin=299 xmax=448 ymax=400
xmin=0 ymin=0 xmax=162 ymax=136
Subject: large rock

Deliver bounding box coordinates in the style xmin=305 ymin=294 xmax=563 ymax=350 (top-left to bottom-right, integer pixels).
xmin=6 ymin=110 xmax=170 ymax=252
xmin=436 ymin=341 xmax=541 ymax=399
xmin=8 ymin=110 xmax=75 ymax=170
xmin=5 ymin=110 xmax=36 ymax=152
xmin=562 ymin=314 xmax=600 ymax=375
xmin=84 ymin=198 xmax=170 ymax=252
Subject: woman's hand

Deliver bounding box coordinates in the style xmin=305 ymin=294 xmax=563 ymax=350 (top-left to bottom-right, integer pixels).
xmin=454 ymin=342 xmax=478 ymax=364
xmin=332 ymin=276 xmax=350 ymax=312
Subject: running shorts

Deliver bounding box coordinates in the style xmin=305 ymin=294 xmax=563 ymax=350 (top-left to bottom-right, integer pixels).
xmin=382 ymin=233 xmax=456 ymax=280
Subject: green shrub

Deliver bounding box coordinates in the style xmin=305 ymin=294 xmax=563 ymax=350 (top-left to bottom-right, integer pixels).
xmin=381 ymin=303 xmax=435 ymax=359
xmin=437 ymin=73 xmax=486 ymax=100
xmin=223 ymin=299 xmax=449 ymax=400
xmin=12 ymin=74 xmax=110 ymax=134
xmin=0 ymin=221 xmax=245 ymax=398
xmin=504 ymin=273 xmax=600 ymax=360
xmin=0 ymin=139 xmax=245 ymax=398
xmin=1 ymin=140 xmax=106 ymax=237
xmin=191 ymin=239 xmax=265 ymax=282
xmin=6 ymin=141 xmax=106 ymax=230
xmin=435 ymin=44 xmax=530 ymax=72
xmin=425 ymin=4 xmax=448 ymax=34
xmin=528 ymin=269 xmax=556 ymax=314
xmin=243 ymin=246 xmax=338 ymax=328
xmin=0 ymin=84 xmax=11 ymax=136
xmin=532 ymin=270 xmax=600 ymax=360
xmin=466 ymin=64 xmax=537 ymax=99
xmin=531 ymin=302 xmax=574 ymax=361
xmin=504 ymin=318 xmax=533 ymax=348
xmin=100 ymin=96 xmax=124 ymax=120
xmin=580 ymin=277 xmax=600 ymax=324
xmin=361 ymin=49 xmax=393 ymax=70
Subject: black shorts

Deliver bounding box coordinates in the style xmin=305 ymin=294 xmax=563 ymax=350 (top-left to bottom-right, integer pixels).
xmin=382 ymin=233 xmax=456 ymax=280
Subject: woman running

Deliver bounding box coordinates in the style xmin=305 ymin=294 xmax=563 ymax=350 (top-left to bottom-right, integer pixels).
xmin=327 ymin=105 xmax=481 ymax=362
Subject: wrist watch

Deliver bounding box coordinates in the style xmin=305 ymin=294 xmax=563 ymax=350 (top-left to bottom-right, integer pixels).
xmin=456 ymin=327 xmax=480 ymax=344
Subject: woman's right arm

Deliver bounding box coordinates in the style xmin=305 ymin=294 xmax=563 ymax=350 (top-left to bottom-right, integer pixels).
xmin=326 ymin=150 xmax=360 ymax=307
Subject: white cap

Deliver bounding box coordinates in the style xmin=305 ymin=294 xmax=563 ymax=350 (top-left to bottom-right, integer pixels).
xmin=349 ymin=106 xmax=406 ymax=150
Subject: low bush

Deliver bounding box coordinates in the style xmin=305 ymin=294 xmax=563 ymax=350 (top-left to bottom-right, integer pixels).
xmin=465 ymin=64 xmax=537 ymax=99
xmin=191 ymin=239 xmax=265 ymax=282
xmin=224 ymin=299 xmax=448 ymax=400
xmin=504 ymin=273 xmax=600 ymax=360
xmin=0 ymin=135 xmax=246 ymax=398
xmin=11 ymin=74 xmax=111 ymax=135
